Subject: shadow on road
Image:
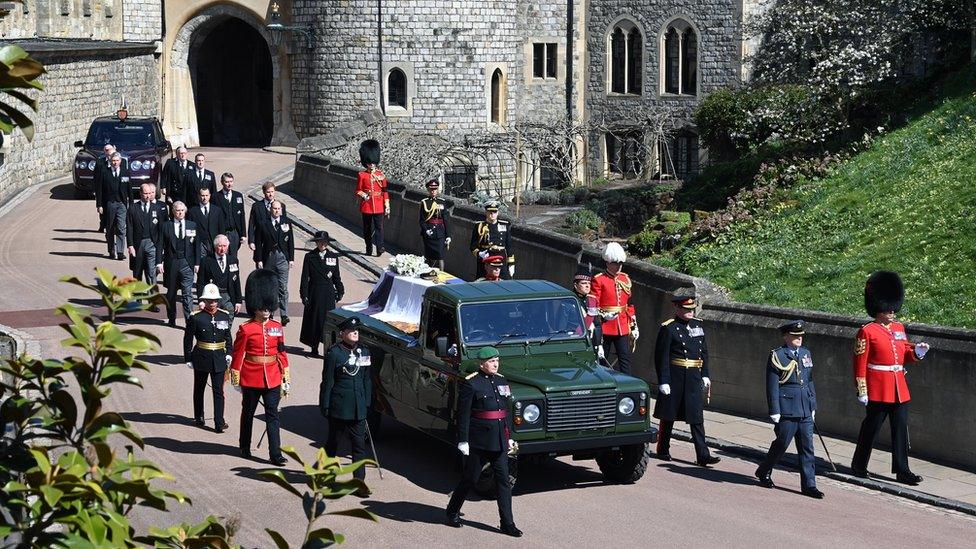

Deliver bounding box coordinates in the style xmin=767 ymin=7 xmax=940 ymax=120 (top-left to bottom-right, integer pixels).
xmin=142 ymin=354 xmax=184 ymax=366
xmin=122 ymin=411 xmax=193 ymax=427
xmin=657 ymin=458 xmax=757 ymax=485
xmin=50 ymin=183 xmax=84 ymax=201
xmin=50 ymin=251 xmax=106 ymax=259
xmin=143 ymin=436 xmax=240 ymax=457
xmin=232 ymin=464 xmax=306 ymax=483
xmin=53 ymin=228 xmax=99 ymax=234
xmin=51 ymin=236 xmax=104 ymax=244
xmin=361 ymin=500 xmax=499 ymax=533
xmin=513 ymin=459 xmax=606 ymax=496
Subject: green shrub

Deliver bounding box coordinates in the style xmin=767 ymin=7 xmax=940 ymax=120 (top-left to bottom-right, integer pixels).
xmin=585 ymin=184 xmax=678 ymax=234
xmin=565 ymin=209 xmax=604 ymax=240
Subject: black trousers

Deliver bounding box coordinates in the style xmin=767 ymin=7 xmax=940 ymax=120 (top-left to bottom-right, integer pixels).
xmin=240 ymin=386 xmax=282 ymax=460
xmin=326 ymin=417 xmax=368 ymax=480
xmin=657 ymin=420 xmax=711 ymax=463
xmin=851 ymin=401 xmax=911 ymax=475
xmin=361 ymin=213 xmax=384 ymax=253
xmin=193 ymin=369 xmax=225 ymax=427
xmin=446 ymin=449 xmax=514 ymax=527
xmin=165 ymin=258 xmax=194 ymax=322
xmin=759 ymin=417 xmax=817 ymax=489
xmin=602 ymin=335 xmax=632 ymax=376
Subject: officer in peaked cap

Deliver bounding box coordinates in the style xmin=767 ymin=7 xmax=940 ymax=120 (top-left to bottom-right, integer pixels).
xmin=184 ymin=283 xmax=234 ymax=433
xmin=755 ymin=320 xmax=823 ymax=498
xmin=470 ymin=201 xmax=514 ymax=280
xmin=420 ymin=179 xmax=451 ymax=270
xmin=653 ymin=290 xmax=720 ymax=467
xmin=850 ymin=271 xmax=930 ymax=485
xmin=446 ymin=346 xmax=521 ymax=537
xmin=475 ymin=255 xmax=505 ymax=282
xmin=320 ymin=315 xmax=372 ymax=495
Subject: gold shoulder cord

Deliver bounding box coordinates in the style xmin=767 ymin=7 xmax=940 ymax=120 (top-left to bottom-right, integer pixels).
xmin=422 ymin=199 xmax=437 ymax=222
xmin=477 ymin=222 xmax=489 ymax=246
xmin=770 ymin=352 xmax=798 ymax=385
xmin=614 ymin=275 xmax=632 ymax=294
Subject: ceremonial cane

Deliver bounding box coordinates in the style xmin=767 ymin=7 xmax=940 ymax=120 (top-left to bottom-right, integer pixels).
xmin=813 ymin=422 xmax=838 ymax=472
xmin=364 ymin=419 xmax=384 ymax=480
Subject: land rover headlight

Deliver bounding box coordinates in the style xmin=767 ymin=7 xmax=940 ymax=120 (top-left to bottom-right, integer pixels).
xmin=131 ymin=160 xmax=144 ymax=171
xmin=618 ymin=397 xmax=635 ymax=415
xmin=523 ymin=404 xmax=541 ymax=424
xmin=87 ymin=160 xmax=96 ymax=171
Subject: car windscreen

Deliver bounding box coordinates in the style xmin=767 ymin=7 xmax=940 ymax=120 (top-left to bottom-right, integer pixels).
xmin=459 ymin=297 xmax=586 ymax=345
xmin=85 ymin=121 xmax=157 ymax=148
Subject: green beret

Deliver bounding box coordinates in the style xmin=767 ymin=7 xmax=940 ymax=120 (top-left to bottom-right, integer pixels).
xmin=476 ymin=346 xmax=499 ymax=360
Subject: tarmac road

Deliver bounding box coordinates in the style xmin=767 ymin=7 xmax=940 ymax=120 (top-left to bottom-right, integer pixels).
xmin=1 ymin=149 xmax=972 ymax=548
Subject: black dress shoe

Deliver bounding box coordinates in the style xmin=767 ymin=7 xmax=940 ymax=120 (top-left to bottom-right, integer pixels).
xmin=365 ymin=247 xmax=373 ymax=256
xmin=117 ymin=253 xmax=125 ymax=261
xmin=697 ymin=456 xmax=721 ymax=467
xmin=215 ymin=421 xmax=229 ymax=433
xmin=281 ymin=315 xmax=290 ymax=327
xmin=309 ymin=347 xmax=319 ymax=357
xmin=896 ymin=472 xmax=923 ymax=486
xmin=851 ymin=468 xmax=871 ymax=479
xmin=755 ymin=467 xmax=775 ymax=488
xmin=241 ymin=448 xmax=253 ymax=460
xmin=377 ymin=247 xmax=385 ymax=257
xmin=270 ymin=455 xmax=287 ymax=466
xmin=501 ymin=523 xmax=523 ymax=537
xmin=353 ymin=486 xmax=372 ymax=498
xmin=802 ymin=487 xmax=825 ymax=499
xmin=657 ymin=452 xmax=672 ymax=461
xmin=167 ymin=318 xmax=177 ymax=328
xmin=194 ymin=418 xmax=205 ymax=428
xmin=445 ymin=512 xmax=461 ymax=528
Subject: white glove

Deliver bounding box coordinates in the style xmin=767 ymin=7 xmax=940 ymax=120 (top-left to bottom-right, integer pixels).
xmin=457 ymin=442 xmax=470 ymax=456
xmin=233 ymin=384 xmax=242 ymax=394
xmin=477 ymin=250 xmax=489 ymax=260
xmin=630 ymin=326 xmax=640 ymax=341
xmin=596 ymin=345 xmax=605 ymax=360
xmin=445 ymin=237 xmax=452 ymax=246
xmin=770 ymin=414 xmax=780 ymax=423
xmin=602 ymin=312 xmax=618 ymax=321
xmin=812 ymin=410 xmax=816 ymax=421
xmin=225 ymin=355 xmax=232 ymax=366
xmin=915 ymin=342 xmax=929 ymax=358
xmin=702 ymin=377 xmax=711 ymax=389
xmin=186 ymin=361 xmax=193 ymax=370
xmin=508 ymin=439 xmax=516 ymax=451
xmin=659 ymin=384 xmax=671 ymax=395
xmin=857 ymin=395 xmax=868 ymax=406
xmin=282 ymin=381 xmax=291 ymax=397
xmin=508 ymin=265 xmax=515 ymax=278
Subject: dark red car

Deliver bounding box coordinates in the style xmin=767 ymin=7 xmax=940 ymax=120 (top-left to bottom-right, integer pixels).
xmin=72 ymin=114 xmax=171 ymax=198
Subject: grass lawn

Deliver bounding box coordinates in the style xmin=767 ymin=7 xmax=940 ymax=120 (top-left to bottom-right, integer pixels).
xmin=656 ymin=66 xmax=976 ymax=328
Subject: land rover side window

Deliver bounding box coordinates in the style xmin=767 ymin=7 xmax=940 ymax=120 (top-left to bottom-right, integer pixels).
xmin=459 ymin=298 xmax=585 ymax=344
xmin=425 ymin=305 xmax=457 ymax=350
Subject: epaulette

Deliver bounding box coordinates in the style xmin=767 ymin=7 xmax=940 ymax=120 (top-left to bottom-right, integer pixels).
xmin=190 ymin=309 xmax=202 ymax=316
xmin=465 ymin=371 xmax=479 ymax=380
xmin=218 ymin=308 xmax=231 ymax=315
xmin=594 ymin=272 xmax=607 ymax=278
xmin=661 ymin=319 xmax=674 ymax=326
xmin=618 ymin=272 xmax=631 ymax=281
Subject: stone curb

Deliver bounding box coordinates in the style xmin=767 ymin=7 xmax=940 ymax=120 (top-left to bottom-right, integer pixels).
xmin=0 ymin=323 xmax=41 ymax=359
xmin=670 ymin=427 xmax=976 ymax=517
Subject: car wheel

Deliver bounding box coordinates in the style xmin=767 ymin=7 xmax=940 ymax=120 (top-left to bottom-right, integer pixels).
xmin=596 ymin=443 xmax=650 ymax=484
xmin=474 ymin=456 xmax=518 ymax=500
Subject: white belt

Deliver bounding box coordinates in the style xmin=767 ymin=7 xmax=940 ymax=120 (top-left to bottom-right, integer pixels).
xmin=868 ymin=364 xmax=904 ymax=372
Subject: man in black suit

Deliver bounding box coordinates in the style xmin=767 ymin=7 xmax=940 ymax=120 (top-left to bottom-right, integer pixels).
xmin=97 ymin=152 xmax=131 ymax=260
xmin=254 ymin=200 xmax=295 ymax=325
xmin=161 ymin=146 xmax=192 ymax=204
xmin=93 ymin=143 xmax=116 ymax=232
xmin=247 ymin=181 xmax=287 ymax=264
xmin=187 ymin=187 xmax=228 ymax=258
xmin=157 ymin=201 xmax=202 ymax=327
xmin=213 ymin=172 xmax=246 ymax=256
xmin=126 ymin=183 xmax=163 ymax=285
xmin=186 ymin=153 xmax=217 ymax=208
xmin=196 ymin=234 xmax=242 ymax=315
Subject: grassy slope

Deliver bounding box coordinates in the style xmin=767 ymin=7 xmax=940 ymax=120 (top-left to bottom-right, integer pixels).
xmin=659 ymin=67 xmax=976 ymax=328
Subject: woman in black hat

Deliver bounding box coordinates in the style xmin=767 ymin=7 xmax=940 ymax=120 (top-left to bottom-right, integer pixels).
xmin=299 ymin=231 xmax=345 ymax=356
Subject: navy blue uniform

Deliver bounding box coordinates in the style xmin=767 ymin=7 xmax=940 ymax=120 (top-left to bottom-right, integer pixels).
xmin=757 ymin=345 xmax=819 ymax=489
xmin=184 ymin=308 xmax=233 ymax=430
xmin=320 ymin=343 xmax=372 ymax=480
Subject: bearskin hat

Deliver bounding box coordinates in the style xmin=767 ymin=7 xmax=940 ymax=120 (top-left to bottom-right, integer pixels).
xmin=245 ymin=268 xmax=280 ymax=316
xmin=359 ymin=139 xmax=381 ymax=167
xmin=864 ymin=271 xmax=904 ymax=317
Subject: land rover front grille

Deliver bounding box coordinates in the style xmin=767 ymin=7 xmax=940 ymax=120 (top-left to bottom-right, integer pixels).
xmin=545 ymin=392 xmax=616 ymax=432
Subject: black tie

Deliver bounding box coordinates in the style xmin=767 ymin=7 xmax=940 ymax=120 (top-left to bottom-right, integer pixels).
xmin=143 ymin=203 xmax=149 ymax=215
xmin=198 ymin=170 xmax=203 ymax=180
xmin=178 ymin=222 xmax=183 ymax=240
xmin=203 ymin=205 xmax=208 ymax=217
xmin=219 ymin=256 xmax=225 ymax=272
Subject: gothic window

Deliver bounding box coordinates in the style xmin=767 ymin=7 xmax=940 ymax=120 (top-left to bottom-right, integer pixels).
xmin=659 ymin=131 xmax=700 ymax=179
xmin=606 ymin=131 xmax=644 ymax=177
xmin=662 ymin=19 xmax=698 ymax=96
xmin=387 ymin=68 xmax=407 ymax=109
xmin=490 ymin=68 xmax=505 ymax=124
xmin=533 ymin=43 xmax=557 ymax=79
xmin=608 ymin=20 xmax=642 ymax=95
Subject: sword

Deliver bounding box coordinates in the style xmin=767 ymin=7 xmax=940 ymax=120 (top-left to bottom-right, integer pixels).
xmin=364 ymin=418 xmax=384 ymax=480
xmin=813 ymin=422 xmax=838 ymax=472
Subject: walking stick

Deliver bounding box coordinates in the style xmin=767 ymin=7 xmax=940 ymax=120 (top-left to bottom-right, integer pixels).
xmin=813 ymin=422 xmax=838 ymax=472
xmin=364 ymin=419 xmax=384 ymax=480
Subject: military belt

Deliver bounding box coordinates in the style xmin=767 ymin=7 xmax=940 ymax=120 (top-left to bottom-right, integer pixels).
xmin=245 ymin=354 xmax=277 ymax=364
xmin=867 ymin=364 xmax=904 ymax=372
xmin=671 ymin=358 xmax=703 ymax=368
xmin=472 ymin=410 xmax=507 ymax=420
xmin=601 ymin=306 xmax=625 ymax=313
xmin=196 ymin=341 xmax=226 ymax=351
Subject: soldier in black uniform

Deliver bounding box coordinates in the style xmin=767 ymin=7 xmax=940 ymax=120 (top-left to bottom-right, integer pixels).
xmin=419 ymin=179 xmax=451 ymax=270
xmin=446 ymin=346 xmax=521 ymax=537
xmin=300 ymin=231 xmax=344 ymax=356
xmin=196 ymin=234 xmax=242 ymax=315
xmin=653 ymin=292 xmax=720 ymax=466
xmin=755 ymin=320 xmax=824 ymax=498
xmin=319 ymin=316 xmax=372 ymax=495
xmin=469 ymin=201 xmax=515 ymax=280
xmin=184 ymin=284 xmax=233 ymax=432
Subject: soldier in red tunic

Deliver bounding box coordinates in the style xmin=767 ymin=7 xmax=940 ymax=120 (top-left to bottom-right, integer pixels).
xmin=590 ymin=242 xmax=638 ymax=375
xmin=356 ymin=139 xmax=390 ymax=257
xmin=230 ymin=269 xmax=291 ymax=466
xmin=850 ymin=271 xmax=930 ymax=485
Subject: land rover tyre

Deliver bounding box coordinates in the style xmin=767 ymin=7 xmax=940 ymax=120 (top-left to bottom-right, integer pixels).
xmin=596 ymin=443 xmax=650 ymax=484
xmin=474 ymin=456 xmax=519 ymax=499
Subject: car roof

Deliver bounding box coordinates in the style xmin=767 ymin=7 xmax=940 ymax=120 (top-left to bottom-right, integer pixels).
xmin=428 ymin=279 xmax=572 ymax=305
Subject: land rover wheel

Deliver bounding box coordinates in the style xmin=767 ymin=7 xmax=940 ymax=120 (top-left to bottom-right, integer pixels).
xmin=596 ymin=443 xmax=650 ymax=484
xmin=474 ymin=457 xmax=519 ymax=499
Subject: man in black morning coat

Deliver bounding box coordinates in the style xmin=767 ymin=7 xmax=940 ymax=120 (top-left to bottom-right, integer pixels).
xmin=157 ymin=201 xmax=201 ymax=326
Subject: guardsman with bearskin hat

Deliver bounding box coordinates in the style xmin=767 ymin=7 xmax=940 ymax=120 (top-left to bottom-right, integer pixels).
xmin=652 ymin=290 xmax=720 ymax=467
xmin=230 ymin=269 xmax=291 ymax=466
xmin=469 ymin=201 xmax=514 ymax=280
xmin=571 ymin=263 xmax=604 ymax=360
xmin=356 ymin=139 xmax=390 ymax=257
xmin=419 ymin=179 xmax=451 ymax=270
xmin=850 ymin=271 xmax=930 ymax=485
xmin=590 ymin=242 xmax=637 ymax=375
xmin=755 ymin=320 xmax=823 ymax=498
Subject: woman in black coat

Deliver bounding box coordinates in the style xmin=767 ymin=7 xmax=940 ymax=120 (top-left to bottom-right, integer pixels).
xmin=299 ymin=231 xmax=344 ymax=355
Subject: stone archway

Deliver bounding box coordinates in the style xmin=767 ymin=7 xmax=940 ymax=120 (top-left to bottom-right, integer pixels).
xmin=167 ymin=4 xmax=298 ymax=148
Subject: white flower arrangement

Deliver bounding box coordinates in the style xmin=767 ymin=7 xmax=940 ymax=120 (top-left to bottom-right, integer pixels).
xmin=387 ymin=254 xmax=434 ymax=278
